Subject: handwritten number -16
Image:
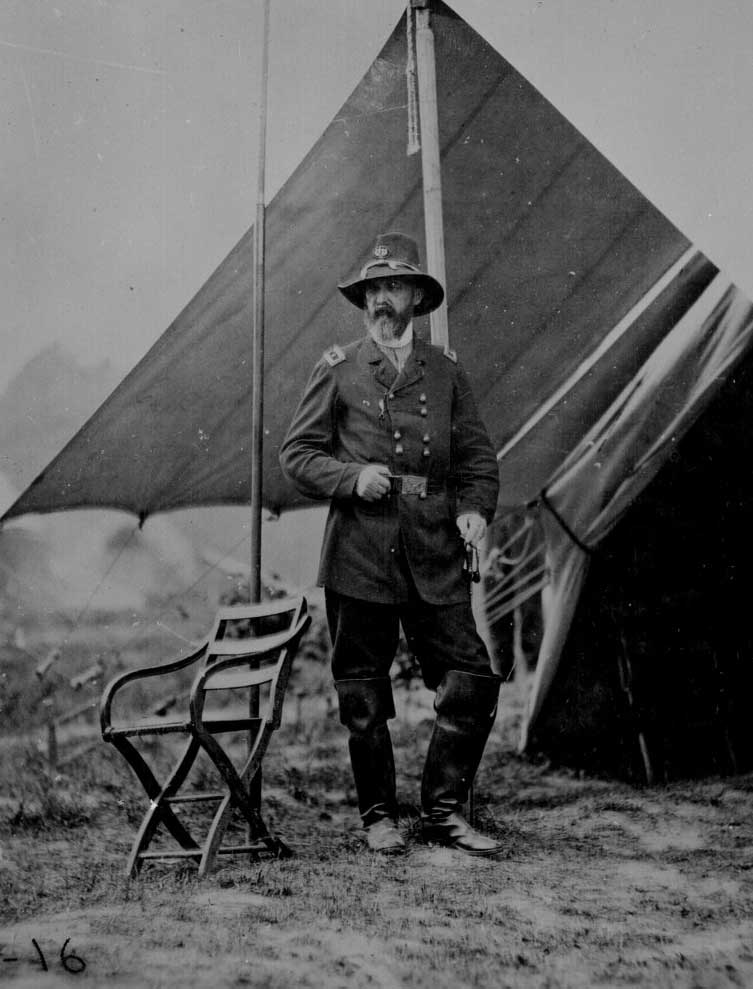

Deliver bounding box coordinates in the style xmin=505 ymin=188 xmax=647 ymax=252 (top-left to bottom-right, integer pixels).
xmin=31 ymin=937 xmax=86 ymax=974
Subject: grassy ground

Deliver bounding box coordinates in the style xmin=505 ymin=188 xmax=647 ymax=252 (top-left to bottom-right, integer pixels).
xmin=1 ymin=609 xmax=753 ymax=988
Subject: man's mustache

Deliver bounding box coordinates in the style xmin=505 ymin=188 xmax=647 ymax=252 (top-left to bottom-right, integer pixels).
xmin=373 ymin=304 xmax=396 ymax=317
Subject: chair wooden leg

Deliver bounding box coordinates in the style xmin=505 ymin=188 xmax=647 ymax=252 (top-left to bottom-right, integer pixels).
xmin=194 ymin=728 xmax=295 ymax=865
xmin=120 ymin=737 xmax=203 ymax=876
xmin=112 ymin=736 xmax=200 ymax=852
xmin=194 ymin=730 xmax=264 ymax=831
xmin=198 ymin=781 xmax=291 ymax=877
xmin=198 ymin=733 xmax=272 ymax=876
xmin=198 ymin=794 xmax=234 ymax=878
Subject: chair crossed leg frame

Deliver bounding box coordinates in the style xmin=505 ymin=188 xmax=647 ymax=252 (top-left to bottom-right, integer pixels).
xmin=189 ymin=645 xmax=303 ymax=871
xmin=101 ymin=599 xmax=310 ymax=877
xmin=115 ymin=734 xmax=204 ymax=875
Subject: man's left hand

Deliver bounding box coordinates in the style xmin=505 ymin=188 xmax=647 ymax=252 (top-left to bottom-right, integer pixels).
xmin=456 ymin=513 xmax=486 ymax=546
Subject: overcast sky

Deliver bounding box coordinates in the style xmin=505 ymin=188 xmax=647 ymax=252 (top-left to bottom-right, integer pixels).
xmin=2 ymin=0 xmax=752 ymax=396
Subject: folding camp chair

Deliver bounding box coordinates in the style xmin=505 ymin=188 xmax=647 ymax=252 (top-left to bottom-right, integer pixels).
xmin=100 ymin=596 xmax=310 ymax=877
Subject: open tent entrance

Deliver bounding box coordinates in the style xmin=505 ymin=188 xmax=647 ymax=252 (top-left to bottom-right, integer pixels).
xmin=528 ymin=340 xmax=753 ymax=782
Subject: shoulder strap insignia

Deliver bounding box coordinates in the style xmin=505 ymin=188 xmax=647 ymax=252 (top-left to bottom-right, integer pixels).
xmin=443 ymin=347 xmax=457 ymax=364
xmin=323 ymin=344 xmax=346 ymax=367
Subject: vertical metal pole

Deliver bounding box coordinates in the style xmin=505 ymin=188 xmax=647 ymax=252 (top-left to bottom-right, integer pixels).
xmin=250 ymin=0 xmax=271 ymax=605
xmin=414 ymin=1 xmax=449 ymax=349
xmin=247 ymin=0 xmax=271 ymax=846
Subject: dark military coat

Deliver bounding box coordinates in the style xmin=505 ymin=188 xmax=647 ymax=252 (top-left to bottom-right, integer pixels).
xmin=279 ymin=335 xmax=499 ymax=604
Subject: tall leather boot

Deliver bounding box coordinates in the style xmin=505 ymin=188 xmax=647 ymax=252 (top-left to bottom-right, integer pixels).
xmin=421 ymin=669 xmax=503 ymax=856
xmin=335 ymin=676 xmax=405 ymax=853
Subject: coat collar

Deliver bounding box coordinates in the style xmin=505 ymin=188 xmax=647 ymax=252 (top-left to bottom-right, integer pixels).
xmin=359 ymin=336 xmax=395 ymax=388
xmin=359 ymin=335 xmax=427 ymax=392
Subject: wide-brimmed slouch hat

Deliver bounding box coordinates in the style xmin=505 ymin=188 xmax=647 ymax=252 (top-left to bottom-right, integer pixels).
xmin=338 ymin=232 xmax=444 ymax=317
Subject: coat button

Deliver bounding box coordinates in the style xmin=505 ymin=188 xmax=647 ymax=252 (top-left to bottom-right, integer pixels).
xmin=419 ymin=492 xmax=427 ymax=500
xmin=419 ymin=393 xmax=427 ymax=402
xmin=393 ymin=430 xmax=401 ymax=440
xmin=422 ymin=434 xmax=430 ymax=443
xmin=420 ymin=408 xmax=428 ymax=417
xmin=395 ymin=444 xmax=404 ymax=455
xmin=422 ymin=448 xmax=430 ymax=457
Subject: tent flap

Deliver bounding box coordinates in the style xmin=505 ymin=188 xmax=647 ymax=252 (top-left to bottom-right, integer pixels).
xmin=522 ymin=277 xmax=753 ymax=750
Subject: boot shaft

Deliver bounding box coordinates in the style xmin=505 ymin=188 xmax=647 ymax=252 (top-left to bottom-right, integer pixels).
xmin=421 ymin=670 xmax=501 ymax=811
xmin=335 ymin=676 xmax=398 ymax=824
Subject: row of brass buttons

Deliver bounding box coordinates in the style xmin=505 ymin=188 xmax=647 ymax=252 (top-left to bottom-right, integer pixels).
xmin=388 ymin=393 xmax=430 ymax=457
xmin=393 ymin=430 xmax=430 ymax=442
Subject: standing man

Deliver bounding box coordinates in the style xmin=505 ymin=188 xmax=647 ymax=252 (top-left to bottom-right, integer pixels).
xmin=280 ymin=233 xmax=502 ymax=856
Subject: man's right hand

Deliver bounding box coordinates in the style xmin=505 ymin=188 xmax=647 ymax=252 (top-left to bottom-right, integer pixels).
xmin=356 ymin=464 xmax=391 ymax=501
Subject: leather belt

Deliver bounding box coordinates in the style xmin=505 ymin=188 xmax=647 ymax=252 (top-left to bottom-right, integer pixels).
xmin=388 ymin=473 xmax=435 ymax=496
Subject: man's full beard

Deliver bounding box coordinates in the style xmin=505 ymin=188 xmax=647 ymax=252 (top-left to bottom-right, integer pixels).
xmin=364 ymin=306 xmax=411 ymax=345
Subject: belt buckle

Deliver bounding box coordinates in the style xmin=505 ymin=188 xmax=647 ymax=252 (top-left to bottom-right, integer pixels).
xmin=402 ymin=475 xmax=427 ymax=497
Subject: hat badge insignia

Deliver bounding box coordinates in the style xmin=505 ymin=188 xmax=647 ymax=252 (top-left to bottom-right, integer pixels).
xmin=374 ymin=245 xmax=389 ymax=258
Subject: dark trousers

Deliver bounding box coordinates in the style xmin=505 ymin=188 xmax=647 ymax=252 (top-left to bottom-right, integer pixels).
xmin=326 ymin=589 xmax=499 ymax=824
xmin=325 ymin=590 xmax=494 ymax=690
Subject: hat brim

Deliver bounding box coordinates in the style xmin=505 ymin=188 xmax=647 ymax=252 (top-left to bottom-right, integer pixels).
xmin=338 ymin=267 xmax=444 ymax=317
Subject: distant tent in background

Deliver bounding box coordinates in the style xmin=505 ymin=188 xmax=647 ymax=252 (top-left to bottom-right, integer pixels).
xmin=2 ymin=2 xmax=752 ymax=781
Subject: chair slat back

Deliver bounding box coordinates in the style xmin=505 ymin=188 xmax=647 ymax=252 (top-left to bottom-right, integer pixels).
xmin=205 ymin=597 xmax=306 ymax=665
xmin=202 ymin=617 xmax=310 ymax=691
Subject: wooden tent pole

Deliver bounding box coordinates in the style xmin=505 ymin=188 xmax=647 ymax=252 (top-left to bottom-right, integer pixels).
xmin=413 ymin=0 xmax=480 ymax=824
xmin=413 ymin=0 xmax=448 ymax=349
xmin=250 ymin=0 xmax=271 ymax=604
